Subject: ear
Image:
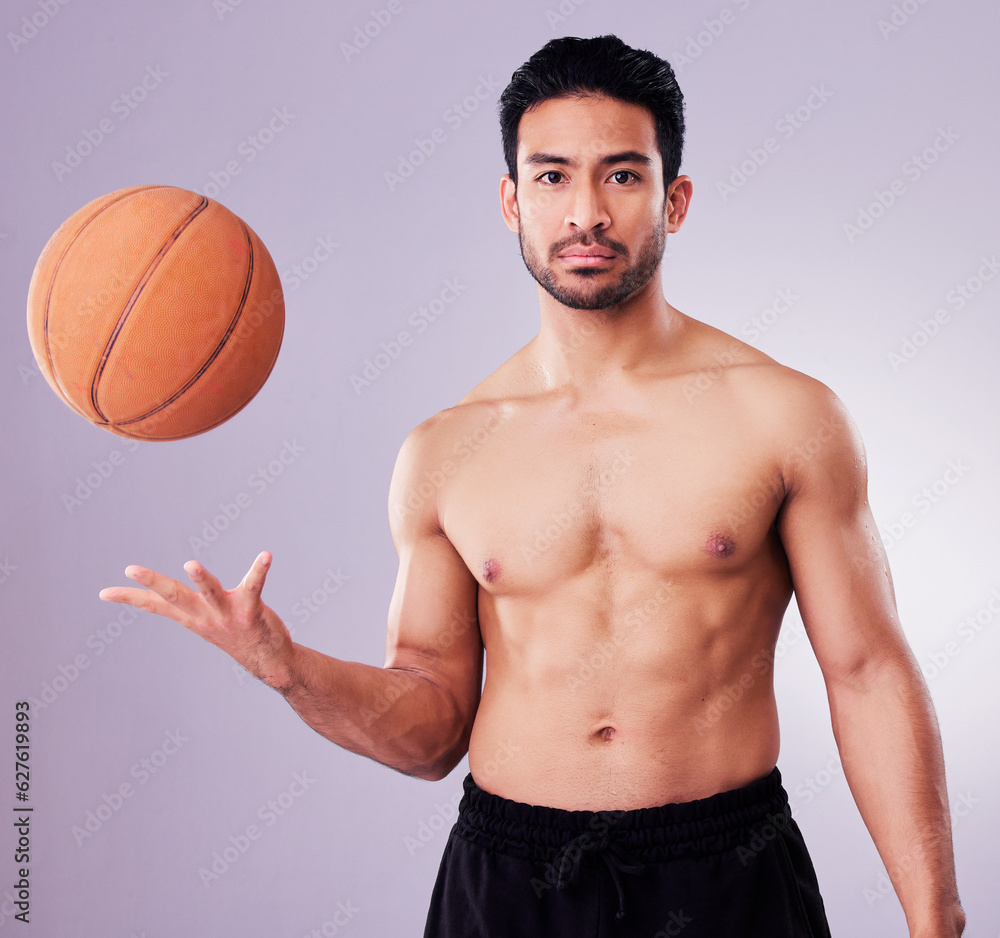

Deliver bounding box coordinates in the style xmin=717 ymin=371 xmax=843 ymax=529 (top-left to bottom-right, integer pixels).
xmin=665 ymin=175 xmax=693 ymax=234
xmin=500 ymin=174 xmax=520 ymax=233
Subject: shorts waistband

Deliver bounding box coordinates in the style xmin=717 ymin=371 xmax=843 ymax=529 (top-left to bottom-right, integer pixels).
xmin=454 ymin=766 xmax=790 ymax=863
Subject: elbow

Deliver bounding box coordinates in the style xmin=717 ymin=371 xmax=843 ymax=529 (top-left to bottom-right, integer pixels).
xmin=394 ymin=705 xmax=475 ymax=783
xmin=398 ymin=740 xmax=469 ymax=782
xmin=383 ymin=667 xmax=478 ymax=782
xmin=412 ymin=760 xmax=458 ymax=783
xmin=412 ymin=722 xmax=474 ymax=781
xmin=825 ymin=641 xmax=924 ymax=695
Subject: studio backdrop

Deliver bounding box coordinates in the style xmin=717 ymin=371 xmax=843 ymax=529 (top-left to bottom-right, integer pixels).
xmin=1 ymin=0 xmax=997 ymax=935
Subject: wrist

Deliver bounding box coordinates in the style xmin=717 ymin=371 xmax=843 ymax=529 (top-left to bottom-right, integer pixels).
xmin=262 ymin=640 xmax=302 ymax=695
xmin=910 ymin=904 xmax=965 ymax=938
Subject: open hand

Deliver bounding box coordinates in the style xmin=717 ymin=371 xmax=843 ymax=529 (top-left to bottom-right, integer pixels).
xmin=99 ymin=551 xmax=296 ymax=691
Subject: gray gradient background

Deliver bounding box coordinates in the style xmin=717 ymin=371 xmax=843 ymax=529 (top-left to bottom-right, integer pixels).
xmin=1 ymin=0 xmax=998 ymax=935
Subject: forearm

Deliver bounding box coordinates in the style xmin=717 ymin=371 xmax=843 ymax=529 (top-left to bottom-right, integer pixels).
xmin=828 ymin=656 xmax=964 ymax=936
xmin=267 ymin=642 xmax=468 ymax=781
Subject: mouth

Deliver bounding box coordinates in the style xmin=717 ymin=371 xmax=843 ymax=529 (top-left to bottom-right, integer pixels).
xmin=557 ymin=245 xmax=617 ymax=266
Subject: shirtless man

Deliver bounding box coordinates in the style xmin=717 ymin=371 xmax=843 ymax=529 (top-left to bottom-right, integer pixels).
xmin=100 ymin=35 xmax=964 ymax=938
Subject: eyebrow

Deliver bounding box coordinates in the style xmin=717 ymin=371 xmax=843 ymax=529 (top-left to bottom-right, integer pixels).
xmin=523 ymin=150 xmax=654 ymax=168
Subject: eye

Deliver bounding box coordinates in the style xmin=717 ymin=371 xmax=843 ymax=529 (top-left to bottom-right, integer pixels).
xmin=610 ymin=170 xmax=638 ymax=184
xmin=537 ymin=170 xmax=565 ymax=185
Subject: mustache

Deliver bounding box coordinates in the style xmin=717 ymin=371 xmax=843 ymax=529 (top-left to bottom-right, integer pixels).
xmin=549 ymin=233 xmax=628 ymax=259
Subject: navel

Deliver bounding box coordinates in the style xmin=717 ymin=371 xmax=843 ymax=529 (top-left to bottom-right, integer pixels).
xmin=705 ymin=533 xmax=736 ymax=558
xmin=596 ymin=726 xmax=616 ymax=742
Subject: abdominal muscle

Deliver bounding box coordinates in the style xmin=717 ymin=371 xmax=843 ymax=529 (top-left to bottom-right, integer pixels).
xmin=466 ymin=573 xmax=786 ymax=811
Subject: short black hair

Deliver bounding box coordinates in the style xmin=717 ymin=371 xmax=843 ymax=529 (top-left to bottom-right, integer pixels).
xmin=499 ymin=35 xmax=685 ymax=186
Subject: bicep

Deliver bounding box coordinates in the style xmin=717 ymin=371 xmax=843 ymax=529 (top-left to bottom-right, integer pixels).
xmin=776 ymin=394 xmax=909 ymax=686
xmin=383 ymin=424 xmax=484 ymax=719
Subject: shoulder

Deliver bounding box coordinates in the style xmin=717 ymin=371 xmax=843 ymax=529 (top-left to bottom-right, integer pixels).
xmin=388 ymin=394 xmax=517 ymax=541
xmin=687 ymin=317 xmax=853 ymax=417
xmin=682 ymin=317 xmax=865 ymax=486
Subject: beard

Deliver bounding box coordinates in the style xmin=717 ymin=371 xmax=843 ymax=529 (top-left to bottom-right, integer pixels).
xmin=516 ymin=212 xmax=667 ymax=311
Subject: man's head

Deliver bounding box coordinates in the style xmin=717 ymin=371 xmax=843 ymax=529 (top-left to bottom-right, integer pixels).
xmin=499 ymin=35 xmax=685 ymax=189
xmin=498 ymin=36 xmax=690 ymax=312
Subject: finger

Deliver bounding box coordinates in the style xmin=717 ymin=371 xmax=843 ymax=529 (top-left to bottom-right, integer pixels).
xmin=239 ymin=551 xmax=272 ymax=599
xmin=183 ymin=559 xmax=228 ymax=609
xmin=98 ymin=584 xmax=189 ymax=624
xmin=121 ymin=565 xmax=203 ymax=615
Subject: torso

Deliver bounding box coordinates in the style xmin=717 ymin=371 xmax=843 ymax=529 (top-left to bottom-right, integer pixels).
xmin=429 ymin=316 xmax=803 ymax=810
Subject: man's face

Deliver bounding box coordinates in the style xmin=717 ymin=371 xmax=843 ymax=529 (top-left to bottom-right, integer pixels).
xmin=501 ymin=94 xmax=682 ymax=312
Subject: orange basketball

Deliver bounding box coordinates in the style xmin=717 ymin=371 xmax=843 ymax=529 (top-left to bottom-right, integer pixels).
xmin=27 ymin=185 xmax=284 ymax=441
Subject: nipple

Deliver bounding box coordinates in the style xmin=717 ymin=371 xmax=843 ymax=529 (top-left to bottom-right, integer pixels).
xmin=482 ymin=557 xmax=502 ymax=583
xmin=705 ymin=534 xmax=736 ymax=558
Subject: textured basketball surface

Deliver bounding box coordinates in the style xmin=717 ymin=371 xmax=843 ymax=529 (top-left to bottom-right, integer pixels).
xmin=26 ymin=185 xmax=285 ymax=441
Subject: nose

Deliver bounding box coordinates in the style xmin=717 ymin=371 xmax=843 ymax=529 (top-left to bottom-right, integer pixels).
xmin=564 ymin=180 xmax=610 ymax=233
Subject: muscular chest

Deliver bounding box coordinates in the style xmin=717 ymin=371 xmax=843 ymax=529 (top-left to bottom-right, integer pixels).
xmin=439 ymin=405 xmax=786 ymax=594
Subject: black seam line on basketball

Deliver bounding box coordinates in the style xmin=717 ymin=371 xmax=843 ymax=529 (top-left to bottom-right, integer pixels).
xmin=113 ymin=316 xmax=283 ymax=439
xmin=40 ymin=184 xmax=166 ymax=416
xmin=115 ymin=220 xmax=255 ymax=428
xmin=113 ymin=393 xmax=260 ymax=440
xmin=89 ymin=195 xmax=212 ymax=421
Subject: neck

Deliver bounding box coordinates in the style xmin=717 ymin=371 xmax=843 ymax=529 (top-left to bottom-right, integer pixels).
xmin=531 ymin=275 xmax=683 ymax=389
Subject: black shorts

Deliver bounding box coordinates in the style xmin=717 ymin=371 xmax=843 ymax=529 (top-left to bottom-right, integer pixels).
xmin=423 ymin=767 xmax=831 ymax=937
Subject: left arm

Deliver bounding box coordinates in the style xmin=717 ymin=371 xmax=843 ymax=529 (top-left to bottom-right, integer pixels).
xmin=776 ymin=382 xmax=964 ymax=938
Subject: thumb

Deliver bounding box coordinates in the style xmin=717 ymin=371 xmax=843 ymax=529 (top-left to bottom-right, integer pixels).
xmin=240 ymin=551 xmax=272 ymax=598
